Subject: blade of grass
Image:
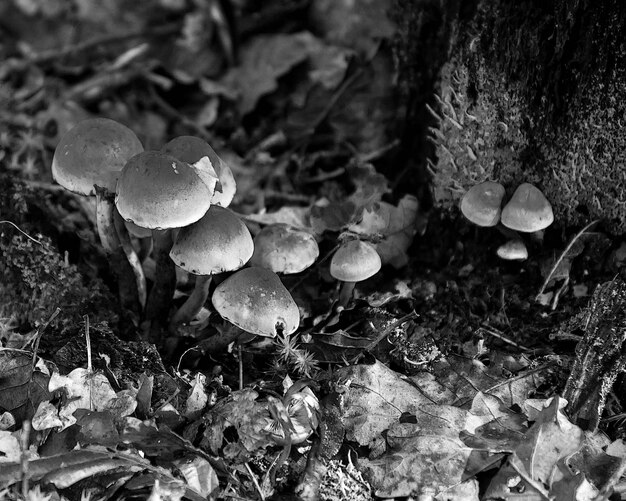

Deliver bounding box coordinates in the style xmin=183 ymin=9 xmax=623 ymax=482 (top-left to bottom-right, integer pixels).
xmin=535 ymin=219 xmax=599 ymax=301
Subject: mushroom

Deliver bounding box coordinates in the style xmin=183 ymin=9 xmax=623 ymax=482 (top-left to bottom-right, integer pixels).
xmin=496 ymin=239 xmax=528 ymax=260
xmin=51 ymin=117 xmax=146 ymax=313
xmin=460 ymin=181 xmax=506 ymax=227
xmin=501 ymin=183 xmax=554 ymax=233
xmin=115 ymin=150 xmax=216 ymax=339
xmin=161 ymin=135 xmax=236 ymax=207
xmin=212 ymin=267 xmax=300 ymax=387
xmin=330 ymin=240 xmax=382 ymax=308
xmin=212 ymin=267 xmax=300 ymax=339
xmin=249 ymin=224 xmax=319 ymax=274
xmin=169 ymin=206 xmax=254 ymax=334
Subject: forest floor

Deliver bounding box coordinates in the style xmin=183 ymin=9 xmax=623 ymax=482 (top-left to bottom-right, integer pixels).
xmin=1 ymin=1 xmax=626 ymax=500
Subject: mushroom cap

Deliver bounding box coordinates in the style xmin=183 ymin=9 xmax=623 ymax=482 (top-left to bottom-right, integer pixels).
xmin=496 ymin=239 xmax=528 ymax=260
xmin=170 ymin=206 xmax=254 ymax=275
xmin=212 ymin=267 xmax=300 ymax=337
xmin=162 ymin=135 xmax=236 ymax=207
xmin=460 ymin=181 xmax=505 ymax=227
xmin=330 ymin=240 xmax=381 ymax=282
xmin=250 ymin=224 xmax=319 ymax=274
xmin=501 ymin=183 xmax=554 ymax=232
xmin=52 ymin=118 xmax=143 ymax=196
xmin=115 ymin=150 xmax=213 ymax=229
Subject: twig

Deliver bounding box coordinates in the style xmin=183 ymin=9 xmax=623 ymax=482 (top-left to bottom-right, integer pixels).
xmin=305 ymin=69 xmax=363 ymax=137
xmin=84 ymin=315 xmax=92 ymax=374
xmin=535 ymin=219 xmax=599 ymax=301
xmin=352 ymin=139 xmax=401 ymax=163
xmin=24 ymin=23 xmax=180 ymax=64
xmin=20 ymin=420 xmax=31 ymax=499
xmin=353 ymin=311 xmax=418 ymax=362
xmin=479 ymin=324 xmax=532 ymax=352
xmin=30 ymin=308 xmax=61 ymax=367
xmin=148 ymin=84 xmax=212 ymax=140
xmin=302 ymin=167 xmax=346 ymax=184
xmin=244 ymin=462 xmax=265 ymax=501
xmin=551 ymin=276 xmax=570 ymax=310
xmin=0 ymin=220 xmax=42 ymax=245
xmin=62 ymin=66 xmax=149 ymax=102
xmin=288 ymin=243 xmax=340 ymax=293
xmin=453 ymin=362 xmax=556 ymax=407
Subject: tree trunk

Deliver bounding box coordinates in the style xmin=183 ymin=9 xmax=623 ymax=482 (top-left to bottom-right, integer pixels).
xmin=393 ymin=0 xmax=626 ymax=234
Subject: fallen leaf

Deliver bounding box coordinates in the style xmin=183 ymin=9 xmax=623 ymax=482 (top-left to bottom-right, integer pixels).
xmin=48 ymin=368 xmax=117 ymax=430
xmin=220 ymin=32 xmax=320 ymax=115
xmin=0 ymin=431 xmax=20 ymax=463
xmin=309 ymin=0 xmax=396 ymax=57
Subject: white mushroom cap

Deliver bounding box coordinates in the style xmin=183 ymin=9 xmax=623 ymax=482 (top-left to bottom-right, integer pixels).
xmin=497 ymin=240 xmax=528 ymax=260
xmin=212 ymin=267 xmax=300 ymax=337
xmin=170 ymin=206 xmax=254 ymax=275
xmin=115 ymin=151 xmax=214 ymax=230
xmin=250 ymin=224 xmax=319 ymax=274
xmin=52 ymin=118 xmax=143 ymax=196
xmin=501 ymin=183 xmax=554 ymax=232
xmin=330 ymin=240 xmax=381 ymax=282
xmin=460 ymin=181 xmax=505 ymax=227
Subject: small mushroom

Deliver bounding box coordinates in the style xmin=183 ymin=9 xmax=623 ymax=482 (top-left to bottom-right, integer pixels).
xmin=460 ymin=181 xmax=506 ymax=227
xmin=250 ymin=224 xmax=319 ymax=274
xmin=212 ymin=267 xmax=300 ymax=338
xmin=161 ymin=135 xmax=236 ymax=207
xmin=497 ymin=239 xmax=528 ymax=260
xmin=501 ymin=183 xmax=554 ymax=233
xmin=115 ymin=150 xmax=216 ymax=339
xmin=169 ymin=206 xmax=254 ymax=334
xmin=52 ymin=118 xmax=146 ymax=313
xmin=330 ymin=240 xmax=381 ymax=308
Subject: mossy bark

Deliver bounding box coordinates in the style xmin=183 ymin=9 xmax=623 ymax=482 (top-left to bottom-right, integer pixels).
xmin=393 ymin=0 xmax=626 ymax=234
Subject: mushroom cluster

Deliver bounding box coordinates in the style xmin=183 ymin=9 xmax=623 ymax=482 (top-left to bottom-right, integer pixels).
xmin=460 ymin=181 xmax=554 ymax=261
xmin=51 ymin=118 xmax=320 ymax=345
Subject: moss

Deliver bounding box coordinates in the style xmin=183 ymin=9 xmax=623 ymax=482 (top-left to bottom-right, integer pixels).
xmin=429 ymin=60 xmax=528 ymax=205
xmin=0 ymin=232 xmax=117 ymax=336
xmin=0 ymin=174 xmax=122 ymax=341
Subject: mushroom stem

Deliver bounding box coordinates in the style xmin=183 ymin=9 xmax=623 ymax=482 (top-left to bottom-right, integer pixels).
xmin=94 ymin=187 xmax=121 ymax=254
xmin=95 ymin=186 xmax=141 ymax=318
xmin=337 ymin=281 xmax=357 ymax=308
xmin=145 ymin=229 xmax=176 ymax=341
xmin=169 ymin=274 xmax=212 ymax=334
xmin=113 ymin=209 xmax=147 ymax=309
